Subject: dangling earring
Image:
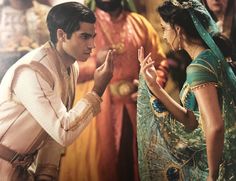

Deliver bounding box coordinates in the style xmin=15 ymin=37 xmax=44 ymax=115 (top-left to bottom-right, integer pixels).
xmin=178 ymin=36 xmax=182 ymax=50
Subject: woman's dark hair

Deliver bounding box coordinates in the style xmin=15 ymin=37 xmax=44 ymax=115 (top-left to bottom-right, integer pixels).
xmin=47 ymin=2 xmax=96 ymax=44
xmin=157 ymin=0 xmax=233 ymax=59
xmin=167 ymin=50 xmax=191 ymax=88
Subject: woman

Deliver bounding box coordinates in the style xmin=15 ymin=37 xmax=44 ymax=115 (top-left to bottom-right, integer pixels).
xmin=201 ymin=0 xmax=236 ymax=73
xmin=137 ymin=0 xmax=236 ymax=180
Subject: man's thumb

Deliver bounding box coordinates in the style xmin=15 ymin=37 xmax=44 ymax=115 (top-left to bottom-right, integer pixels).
xmin=104 ymin=50 xmax=113 ymax=69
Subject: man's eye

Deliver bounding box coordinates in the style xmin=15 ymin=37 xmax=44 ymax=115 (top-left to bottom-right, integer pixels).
xmin=81 ymin=35 xmax=90 ymax=39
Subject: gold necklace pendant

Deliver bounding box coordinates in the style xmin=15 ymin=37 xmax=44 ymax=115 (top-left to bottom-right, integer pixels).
xmin=112 ymin=42 xmax=125 ymax=54
xmin=98 ymin=18 xmax=126 ymax=55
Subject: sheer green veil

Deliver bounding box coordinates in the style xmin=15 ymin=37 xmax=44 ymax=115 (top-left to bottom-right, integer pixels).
xmin=171 ymin=0 xmax=236 ymax=101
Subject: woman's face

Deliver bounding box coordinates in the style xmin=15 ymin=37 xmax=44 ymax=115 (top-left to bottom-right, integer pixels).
xmin=205 ymin=0 xmax=228 ymax=14
xmin=160 ymin=18 xmax=179 ymax=51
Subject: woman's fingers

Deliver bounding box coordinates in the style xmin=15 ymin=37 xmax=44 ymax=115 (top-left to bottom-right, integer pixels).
xmin=138 ymin=47 xmax=144 ymax=63
xmin=138 ymin=46 xmax=152 ymax=65
xmin=143 ymin=60 xmax=155 ymax=74
xmin=140 ymin=54 xmax=152 ymax=70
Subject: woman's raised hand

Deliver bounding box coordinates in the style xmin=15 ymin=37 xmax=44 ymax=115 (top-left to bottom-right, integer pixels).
xmin=138 ymin=47 xmax=162 ymax=97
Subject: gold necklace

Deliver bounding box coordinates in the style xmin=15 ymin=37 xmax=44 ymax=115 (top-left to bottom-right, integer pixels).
xmin=97 ymin=17 xmax=126 ymax=54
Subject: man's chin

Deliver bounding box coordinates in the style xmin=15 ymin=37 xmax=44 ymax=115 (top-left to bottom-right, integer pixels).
xmin=77 ymin=57 xmax=89 ymax=62
xmin=75 ymin=53 xmax=91 ymax=62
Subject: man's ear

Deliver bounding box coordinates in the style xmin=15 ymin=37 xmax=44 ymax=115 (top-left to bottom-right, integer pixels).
xmin=57 ymin=29 xmax=66 ymax=42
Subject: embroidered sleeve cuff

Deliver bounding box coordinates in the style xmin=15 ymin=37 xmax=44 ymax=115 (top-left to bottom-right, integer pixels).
xmin=83 ymin=91 xmax=103 ymax=116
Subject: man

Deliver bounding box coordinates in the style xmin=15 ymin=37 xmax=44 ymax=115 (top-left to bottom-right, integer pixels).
xmin=0 ymin=2 xmax=113 ymax=180
xmin=60 ymin=0 xmax=168 ymax=181
xmin=0 ymin=0 xmax=50 ymax=81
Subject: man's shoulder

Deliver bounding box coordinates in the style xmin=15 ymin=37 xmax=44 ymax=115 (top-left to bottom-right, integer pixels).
xmin=128 ymin=11 xmax=146 ymax=20
xmin=19 ymin=46 xmax=48 ymax=64
xmin=14 ymin=47 xmax=55 ymax=88
xmin=127 ymin=11 xmax=151 ymax=25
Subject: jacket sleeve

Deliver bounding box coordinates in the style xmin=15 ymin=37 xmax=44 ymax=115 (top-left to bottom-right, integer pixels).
xmin=13 ymin=67 xmax=102 ymax=147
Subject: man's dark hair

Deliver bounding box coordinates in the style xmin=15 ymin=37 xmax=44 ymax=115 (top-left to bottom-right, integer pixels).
xmin=47 ymin=2 xmax=96 ymax=44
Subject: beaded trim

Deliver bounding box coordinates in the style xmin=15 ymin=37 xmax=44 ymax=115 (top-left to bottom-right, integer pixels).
xmin=191 ymin=82 xmax=218 ymax=91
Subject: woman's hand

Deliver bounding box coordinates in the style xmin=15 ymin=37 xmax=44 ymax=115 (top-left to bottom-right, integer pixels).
xmin=138 ymin=47 xmax=162 ymax=97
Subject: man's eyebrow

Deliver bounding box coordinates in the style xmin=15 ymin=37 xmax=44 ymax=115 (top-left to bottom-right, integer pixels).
xmin=80 ymin=32 xmax=97 ymax=38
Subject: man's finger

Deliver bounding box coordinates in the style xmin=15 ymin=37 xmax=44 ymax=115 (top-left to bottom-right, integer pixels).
xmin=104 ymin=49 xmax=114 ymax=70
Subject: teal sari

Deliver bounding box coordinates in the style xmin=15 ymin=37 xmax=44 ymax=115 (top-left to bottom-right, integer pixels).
xmin=137 ymin=49 xmax=236 ymax=181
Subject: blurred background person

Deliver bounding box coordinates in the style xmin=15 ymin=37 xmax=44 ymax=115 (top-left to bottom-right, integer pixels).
xmin=0 ymin=0 xmax=50 ymax=81
xmin=49 ymin=0 xmax=85 ymax=6
xmin=201 ymin=0 xmax=236 ymax=73
xmin=59 ymin=0 xmax=168 ymax=181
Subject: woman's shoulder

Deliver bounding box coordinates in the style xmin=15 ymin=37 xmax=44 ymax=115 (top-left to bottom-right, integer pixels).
xmin=194 ymin=49 xmax=216 ymax=61
xmin=188 ymin=49 xmax=219 ymax=73
xmin=193 ymin=49 xmax=219 ymax=66
xmin=186 ymin=49 xmax=220 ymax=87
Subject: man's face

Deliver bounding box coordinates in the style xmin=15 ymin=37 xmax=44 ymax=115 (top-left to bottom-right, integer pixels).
xmin=95 ymin=0 xmax=122 ymax=12
xmin=62 ymin=22 xmax=96 ymax=62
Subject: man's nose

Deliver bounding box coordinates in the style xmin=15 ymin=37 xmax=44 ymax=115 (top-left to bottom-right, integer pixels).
xmin=88 ymin=39 xmax=95 ymax=49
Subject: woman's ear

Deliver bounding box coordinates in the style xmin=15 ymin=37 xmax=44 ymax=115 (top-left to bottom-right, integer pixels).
xmin=57 ymin=29 xmax=66 ymax=42
xmin=175 ymin=25 xmax=182 ymax=37
xmin=175 ymin=25 xmax=184 ymax=50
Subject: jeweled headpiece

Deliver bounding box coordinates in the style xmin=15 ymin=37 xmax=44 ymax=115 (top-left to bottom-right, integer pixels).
xmin=171 ymin=0 xmax=193 ymax=9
